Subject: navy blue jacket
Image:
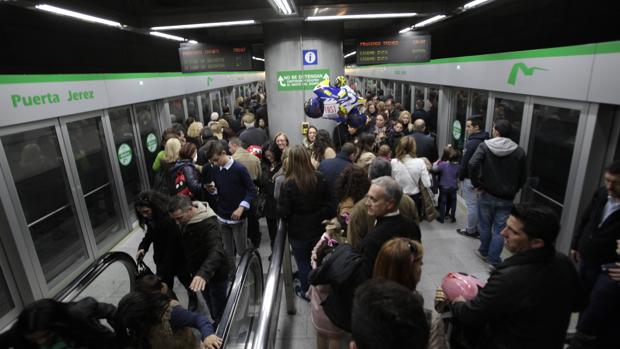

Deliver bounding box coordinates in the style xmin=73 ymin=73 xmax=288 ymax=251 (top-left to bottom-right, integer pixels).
xmin=318 ymin=152 xmax=353 ymax=192
xmin=170 ymin=304 xmax=215 ymax=340
xmin=459 ymin=131 xmax=489 ymax=180
xmin=211 ymin=159 xmax=257 ymax=220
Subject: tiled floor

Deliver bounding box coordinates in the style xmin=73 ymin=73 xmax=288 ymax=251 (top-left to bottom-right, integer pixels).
xmin=102 ymin=200 xmax=502 ymax=349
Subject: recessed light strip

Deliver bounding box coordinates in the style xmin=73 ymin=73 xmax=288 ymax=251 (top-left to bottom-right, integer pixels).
xmin=344 ymin=51 xmax=356 ymax=58
xmin=307 ymin=13 xmax=417 ymax=21
xmin=35 ymin=4 xmax=122 ymax=27
xmin=273 ymin=0 xmax=292 ymax=15
xmin=149 ymin=31 xmax=186 ymax=42
xmin=252 ymin=56 xmax=265 ymax=62
xmin=152 ymin=20 xmax=256 ymax=31
xmin=413 ymin=14 xmax=447 ymax=28
xmin=464 ymin=0 xmax=491 ymax=10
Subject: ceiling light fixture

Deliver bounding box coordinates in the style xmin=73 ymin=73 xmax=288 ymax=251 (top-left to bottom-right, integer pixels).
xmin=252 ymin=56 xmax=265 ymax=62
xmin=267 ymin=0 xmax=296 ymax=16
xmin=35 ymin=4 xmax=122 ymax=27
xmin=307 ymin=13 xmax=417 ymax=21
xmin=149 ymin=31 xmax=186 ymax=42
xmin=152 ymin=20 xmax=256 ymax=30
xmin=464 ymin=0 xmax=492 ymax=10
xmin=398 ymin=27 xmax=412 ymax=34
xmin=413 ymin=14 xmax=446 ymax=28
xmin=344 ymin=51 xmax=356 ymax=58
xmin=188 ymin=40 xmax=198 ymax=44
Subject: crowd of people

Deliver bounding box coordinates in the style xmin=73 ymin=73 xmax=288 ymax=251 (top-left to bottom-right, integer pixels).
xmin=1 ymin=87 xmax=619 ymax=349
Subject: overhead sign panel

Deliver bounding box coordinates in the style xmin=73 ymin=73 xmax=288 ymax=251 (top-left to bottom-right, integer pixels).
xmin=179 ymin=43 xmax=252 ymax=72
xmin=356 ymin=34 xmax=431 ymax=65
xmin=276 ymin=69 xmax=330 ymax=91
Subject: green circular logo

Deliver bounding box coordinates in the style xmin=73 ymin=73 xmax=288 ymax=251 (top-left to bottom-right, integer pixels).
xmin=146 ymin=133 xmax=158 ymax=153
xmin=117 ymin=143 xmax=133 ymax=166
xmin=452 ymin=120 xmax=462 ymax=140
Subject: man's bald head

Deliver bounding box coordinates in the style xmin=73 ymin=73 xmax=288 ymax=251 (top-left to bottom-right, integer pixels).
xmin=413 ymin=119 xmax=426 ymax=132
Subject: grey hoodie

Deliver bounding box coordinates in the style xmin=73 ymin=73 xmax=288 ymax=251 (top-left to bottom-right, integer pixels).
xmin=484 ymin=137 xmax=518 ymax=157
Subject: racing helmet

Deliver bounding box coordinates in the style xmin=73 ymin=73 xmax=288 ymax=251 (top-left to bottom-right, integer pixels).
xmin=334 ymin=75 xmax=347 ymax=88
xmin=246 ymin=145 xmax=262 ymax=159
xmin=441 ymin=272 xmax=486 ymax=301
xmin=304 ymin=97 xmax=324 ymax=119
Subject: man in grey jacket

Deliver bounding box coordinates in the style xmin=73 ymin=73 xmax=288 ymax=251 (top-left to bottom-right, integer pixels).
xmin=469 ymin=119 xmax=526 ymax=267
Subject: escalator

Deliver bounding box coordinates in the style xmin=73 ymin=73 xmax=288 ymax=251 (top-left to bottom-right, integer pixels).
xmin=13 ymin=219 xmax=294 ymax=349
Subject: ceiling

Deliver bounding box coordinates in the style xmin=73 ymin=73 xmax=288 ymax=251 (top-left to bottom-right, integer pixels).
xmin=2 ymin=0 xmax=619 ymax=73
xmin=6 ymin=0 xmax=476 ymax=49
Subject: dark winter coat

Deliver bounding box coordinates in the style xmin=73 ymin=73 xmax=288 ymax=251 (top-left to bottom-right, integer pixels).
xmin=260 ymin=161 xmax=282 ymax=219
xmin=358 ymin=214 xmax=421 ymax=279
xmin=138 ymin=215 xmax=183 ymax=279
xmin=572 ymin=187 xmax=620 ymax=267
xmin=410 ymin=131 xmax=438 ymax=163
xmin=277 ymin=172 xmax=334 ymax=241
xmin=170 ymin=160 xmax=204 ymax=198
xmin=179 ymin=202 xmax=229 ymax=282
xmin=239 ymin=127 xmax=268 ymax=147
xmin=451 ymin=247 xmax=585 ymax=349
xmin=469 ymin=137 xmax=527 ymax=200
xmin=459 ymin=131 xmax=489 ymax=180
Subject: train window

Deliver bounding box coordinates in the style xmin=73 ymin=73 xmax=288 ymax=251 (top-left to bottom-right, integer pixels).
xmin=427 ymin=88 xmax=439 ymax=136
xmin=186 ymin=96 xmax=199 ymax=121
xmin=168 ymin=98 xmax=185 ymax=125
xmin=211 ymin=91 xmax=222 ymax=115
xmin=452 ymin=89 xmax=469 ymax=150
xmin=67 ymin=117 xmax=123 ymax=246
xmin=200 ymin=94 xmax=211 ymax=121
xmin=134 ymin=104 xmax=161 ymax=187
xmin=521 ymin=104 xmax=580 ymax=217
xmin=471 ymin=91 xmax=488 ymax=131
xmin=109 ymin=108 xmax=144 ymax=216
xmin=0 ymin=266 xmax=14 ymax=319
xmin=1 ymin=127 xmax=87 ymax=284
xmin=493 ymin=97 xmax=524 ymax=144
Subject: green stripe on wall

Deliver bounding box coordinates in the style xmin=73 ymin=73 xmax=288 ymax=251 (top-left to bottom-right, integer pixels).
xmin=349 ymin=40 xmax=620 ymax=69
xmin=0 ymin=71 xmax=264 ymax=85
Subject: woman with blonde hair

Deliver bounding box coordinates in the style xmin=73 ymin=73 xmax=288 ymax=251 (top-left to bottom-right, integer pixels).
xmin=398 ymin=110 xmax=414 ymax=135
xmin=186 ymin=121 xmax=204 ymax=148
xmin=391 ymin=136 xmax=431 ymax=218
xmin=278 ymin=145 xmax=333 ymax=301
xmin=374 ymin=238 xmax=448 ymax=349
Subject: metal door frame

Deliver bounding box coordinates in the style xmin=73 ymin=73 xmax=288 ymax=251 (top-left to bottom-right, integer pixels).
xmin=0 ymin=119 xmax=94 ymax=296
xmin=60 ymin=111 xmax=131 ymax=255
xmin=132 ymin=102 xmax=163 ymax=188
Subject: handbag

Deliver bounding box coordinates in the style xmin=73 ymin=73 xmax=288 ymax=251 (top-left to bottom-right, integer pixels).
xmin=419 ymin=178 xmax=438 ymax=222
xmin=136 ymin=260 xmax=154 ymax=281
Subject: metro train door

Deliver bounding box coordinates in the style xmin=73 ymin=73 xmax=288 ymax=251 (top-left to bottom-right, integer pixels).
xmin=0 ymin=120 xmax=94 ymax=294
xmin=132 ymin=103 xmax=162 ymax=188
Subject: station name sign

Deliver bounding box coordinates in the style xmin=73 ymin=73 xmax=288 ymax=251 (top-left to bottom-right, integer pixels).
xmin=11 ymin=90 xmax=95 ymax=108
xmin=179 ymin=43 xmax=253 ymax=72
xmin=356 ymin=34 xmax=431 ymax=65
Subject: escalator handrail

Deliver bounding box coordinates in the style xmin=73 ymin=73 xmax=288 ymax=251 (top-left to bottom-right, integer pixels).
xmin=216 ymin=249 xmax=263 ymax=344
xmin=252 ymin=220 xmax=286 ymax=349
xmin=54 ymin=251 xmax=138 ymax=302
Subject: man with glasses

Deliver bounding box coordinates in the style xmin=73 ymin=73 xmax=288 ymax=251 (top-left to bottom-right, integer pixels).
xmin=167 ymin=195 xmax=229 ymax=325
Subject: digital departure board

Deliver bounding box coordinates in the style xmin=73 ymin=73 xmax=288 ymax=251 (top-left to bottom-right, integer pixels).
xmin=356 ymin=34 xmax=431 ymax=65
xmin=179 ymin=43 xmax=252 ymax=72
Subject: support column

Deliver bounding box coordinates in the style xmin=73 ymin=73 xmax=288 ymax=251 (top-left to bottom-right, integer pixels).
xmin=264 ymin=21 xmax=343 ymax=146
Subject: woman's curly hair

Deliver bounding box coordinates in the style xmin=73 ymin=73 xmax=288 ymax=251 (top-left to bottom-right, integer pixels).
xmin=334 ymin=165 xmax=371 ymax=203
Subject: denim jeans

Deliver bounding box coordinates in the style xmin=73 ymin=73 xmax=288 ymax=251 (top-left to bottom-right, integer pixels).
xmin=202 ymin=278 xmax=229 ymax=324
xmin=477 ymin=192 xmax=512 ymax=265
xmin=462 ymin=179 xmax=480 ymax=233
xmin=289 ymin=236 xmax=320 ymax=293
xmin=438 ymin=186 xmax=457 ymax=221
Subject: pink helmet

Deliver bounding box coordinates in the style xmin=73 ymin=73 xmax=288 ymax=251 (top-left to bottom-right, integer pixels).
xmin=441 ymin=272 xmax=486 ymax=301
xmin=247 ymin=145 xmax=262 ymax=159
